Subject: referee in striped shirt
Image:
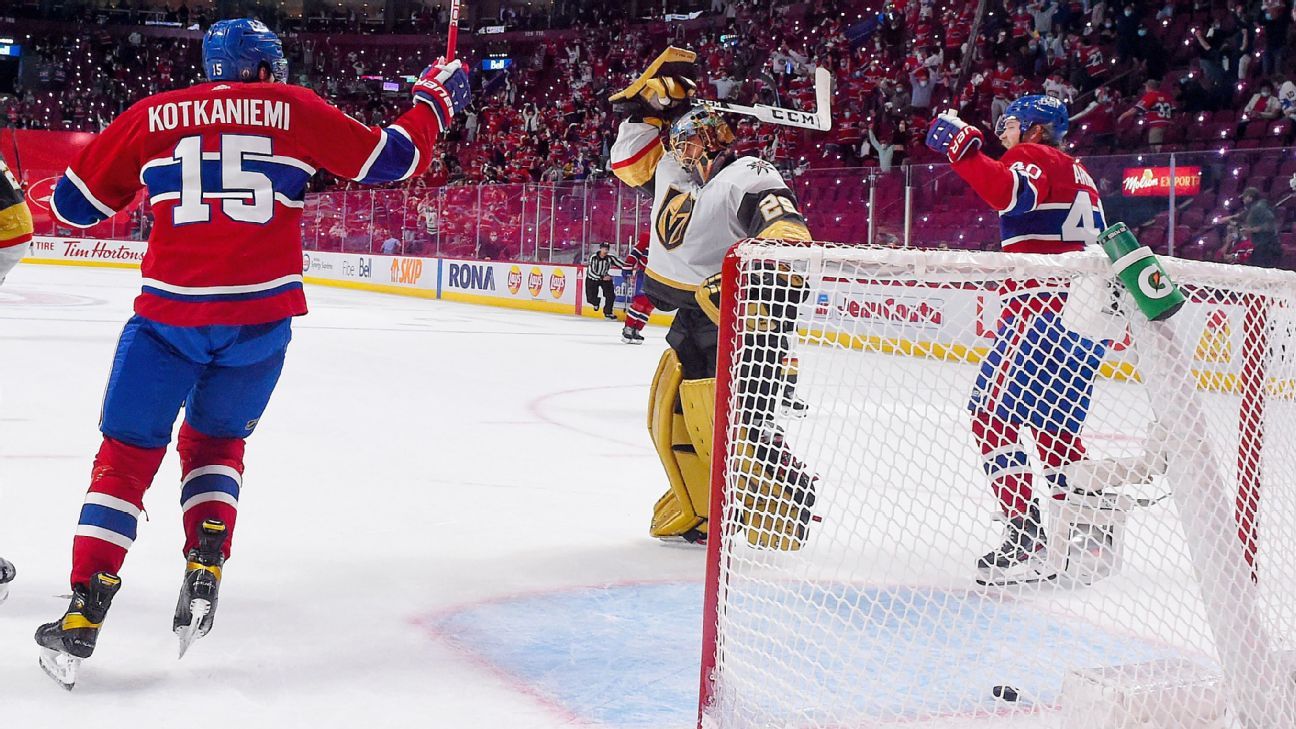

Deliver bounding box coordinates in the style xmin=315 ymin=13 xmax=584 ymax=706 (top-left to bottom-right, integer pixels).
xmin=586 ymin=243 xmax=626 ymax=320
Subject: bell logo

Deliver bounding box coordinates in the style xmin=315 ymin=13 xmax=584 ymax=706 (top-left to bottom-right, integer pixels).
xmin=549 ymin=269 xmax=567 ymax=298
xmin=507 ymin=265 xmax=523 ymax=294
xmin=390 ymin=258 xmax=423 ymax=285
xmin=527 ymin=267 xmax=544 ymax=297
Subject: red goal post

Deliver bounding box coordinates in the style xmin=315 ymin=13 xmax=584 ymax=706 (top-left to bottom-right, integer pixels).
xmin=698 ymin=239 xmax=1296 ymax=729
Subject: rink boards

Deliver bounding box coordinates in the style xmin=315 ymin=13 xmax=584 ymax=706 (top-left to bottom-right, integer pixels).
xmin=21 ymin=236 xmax=1289 ymax=394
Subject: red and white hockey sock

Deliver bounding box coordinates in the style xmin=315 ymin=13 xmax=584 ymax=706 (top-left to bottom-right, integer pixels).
xmin=971 ymin=411 xmax=1034 ymax=518
xmin=1034 ymin=428 xmax=1088 ymax=498
xmin=71 ymin=437 xmax=166 ymax=587
xmin=177 ymin=422 xmax=244 ymax=559
xmin=626 ymin=294 xmax=653 ymax=331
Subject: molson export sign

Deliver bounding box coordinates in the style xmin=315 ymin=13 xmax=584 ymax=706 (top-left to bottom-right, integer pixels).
xmin=1121 ymin=166 xmax=1201 ymax=197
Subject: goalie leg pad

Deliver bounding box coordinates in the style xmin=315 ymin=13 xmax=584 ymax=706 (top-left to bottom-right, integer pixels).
xmin=648 ymin=350 xmax=714 ymax=540
xmin=733 ymin=425 xmax=818 ymax=551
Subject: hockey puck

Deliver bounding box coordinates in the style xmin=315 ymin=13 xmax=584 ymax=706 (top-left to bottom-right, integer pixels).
xmin=992 ymin=685 xmax=1020 ymax=702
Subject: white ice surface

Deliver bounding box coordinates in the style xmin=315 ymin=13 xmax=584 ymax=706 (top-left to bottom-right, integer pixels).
xmin=0 ymin=263 xmax=702 ymax=729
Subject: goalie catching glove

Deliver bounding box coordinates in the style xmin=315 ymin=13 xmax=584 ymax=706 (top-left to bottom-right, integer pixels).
xmin=925 ymin=110 xmax=983 ymax=163
xmin=609 ymin=46 xmax=698 ymax=125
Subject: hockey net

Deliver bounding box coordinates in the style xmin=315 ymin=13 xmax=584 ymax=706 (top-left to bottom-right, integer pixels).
xmin=700 ymin=240 xmax=1296 ymax=729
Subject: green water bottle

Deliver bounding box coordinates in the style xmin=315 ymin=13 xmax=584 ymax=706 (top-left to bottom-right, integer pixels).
xmin=1099 ymin=222 xmax=1186 ymax=322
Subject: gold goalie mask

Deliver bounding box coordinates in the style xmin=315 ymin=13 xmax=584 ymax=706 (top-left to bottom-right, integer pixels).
xmin=668 ymin=107 xmax=735 ymax=185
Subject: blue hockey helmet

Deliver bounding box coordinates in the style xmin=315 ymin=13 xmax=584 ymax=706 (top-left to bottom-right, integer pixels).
xmin=995 ymin=94 xmax=1069 ymax=142
xmin=203 ymin=19 xmax=288 ymax=83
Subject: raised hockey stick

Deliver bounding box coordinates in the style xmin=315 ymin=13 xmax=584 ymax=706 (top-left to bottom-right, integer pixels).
xmin=446 ymin=0 xmax=462 ymax=61
xmin=694 ymin=66 xmax=833 ymax=131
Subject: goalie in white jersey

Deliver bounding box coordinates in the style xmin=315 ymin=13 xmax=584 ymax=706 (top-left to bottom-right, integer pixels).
xmin=609 ymin=48 xmax=815 ymax=550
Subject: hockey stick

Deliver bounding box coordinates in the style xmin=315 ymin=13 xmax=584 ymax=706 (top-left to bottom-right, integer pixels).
xmin=694 ymin=66 xmax=833 ymax=131
xmin=446 ymin=0 xmax=462 ymax=61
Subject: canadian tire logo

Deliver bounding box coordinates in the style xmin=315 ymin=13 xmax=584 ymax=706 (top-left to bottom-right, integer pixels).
xmin=549 ymin=269 xmax=566 ymax=298
xmin=507 ymin=265 xmax=523 ymax=294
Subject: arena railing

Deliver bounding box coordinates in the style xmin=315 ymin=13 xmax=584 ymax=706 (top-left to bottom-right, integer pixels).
xmin=27 ymin=148 xmax=1296 ymax=271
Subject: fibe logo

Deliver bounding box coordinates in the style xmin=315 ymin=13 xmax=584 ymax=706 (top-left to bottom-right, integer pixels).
xmin=390 ymin=257 xmax=423 ymax=285
xmin=449 ymin=262 xmax=496 ymax=291
xmin=342 ymin=256 xmax=372 ymax=279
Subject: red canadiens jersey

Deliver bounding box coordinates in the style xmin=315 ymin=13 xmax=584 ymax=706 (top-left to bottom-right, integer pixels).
xmin=51 ymin=81 xmax=442 ymax=326
xmin=1137 ymin=90 xmax=1174 ymax=126
xmin=625 ymin=233 xmax=650 ymax=273
xmin=951 ymin=142 xmax=1107 ymax=254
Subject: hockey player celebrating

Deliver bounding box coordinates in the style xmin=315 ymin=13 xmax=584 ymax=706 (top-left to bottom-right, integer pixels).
xmin=620 ymin=231 xmax=653 ymax=344
xmin=609 ymin=48 xmax=815 ymax=550
xmin=926 ymin=95 xmax=1110 ymax=584
xmin=35 ymin=19 xmax=470 ymax=687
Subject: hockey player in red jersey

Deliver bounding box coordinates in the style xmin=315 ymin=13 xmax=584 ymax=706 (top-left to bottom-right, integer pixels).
xmin=620 ymin=232 xmax=654 ymax=344
xmin=926 ymin=95 xmax=1109 ymax=585
xmin=35 ymin=19 xmax=470 ymax=687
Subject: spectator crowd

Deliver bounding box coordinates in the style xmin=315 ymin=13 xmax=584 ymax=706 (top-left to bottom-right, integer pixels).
xmin=8 ymin=0 xmax=1296 ymax=267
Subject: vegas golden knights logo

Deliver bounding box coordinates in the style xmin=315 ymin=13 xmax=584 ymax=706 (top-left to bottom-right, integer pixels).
xmin=655 ymin=187 xmax=696 ymax=250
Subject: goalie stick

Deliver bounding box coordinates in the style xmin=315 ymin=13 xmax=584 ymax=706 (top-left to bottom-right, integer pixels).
xmin=694 ymin=67 xmax=833 ymax=131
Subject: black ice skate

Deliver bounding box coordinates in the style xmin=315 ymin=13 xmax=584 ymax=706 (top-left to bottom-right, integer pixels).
xmin=621 ymin=326 xmax=645 ymax=344
xmin=604 ymin=312 xmax=618 ymax=320
xmin=36 ymin=571 xmax=122 ymax=690
xmin=975 ymin=506 xmax=1048 ymax=586
xmin=174 ymin=519 xmax=228 ymax=658
xmin=0 ymin=556 xmax=14 ymax=606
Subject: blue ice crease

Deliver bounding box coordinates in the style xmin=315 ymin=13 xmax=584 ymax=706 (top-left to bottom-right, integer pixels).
xmin=433 ymin=582 xmax=1207 ymax=728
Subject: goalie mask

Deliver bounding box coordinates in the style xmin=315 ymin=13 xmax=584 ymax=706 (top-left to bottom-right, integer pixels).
xmin=669 ymin=107 xmax=736 ymax=184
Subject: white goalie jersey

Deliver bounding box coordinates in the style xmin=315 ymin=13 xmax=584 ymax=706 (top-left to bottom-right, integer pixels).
xmin=610 ymin=120 xmax=808 ymax=293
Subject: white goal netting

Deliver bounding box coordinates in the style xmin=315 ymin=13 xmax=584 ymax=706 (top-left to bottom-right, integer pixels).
xmin=701 ymin=241 xmax=1296 ymax=729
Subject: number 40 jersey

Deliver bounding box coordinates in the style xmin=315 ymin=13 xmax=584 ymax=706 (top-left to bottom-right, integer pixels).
xmin=950 ymin=141 xmax=1106 ymax=254
xmin=51 ymin=81 xmax=444 ymax=326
